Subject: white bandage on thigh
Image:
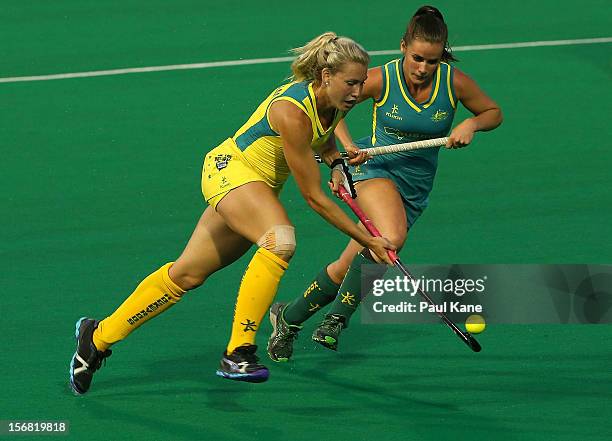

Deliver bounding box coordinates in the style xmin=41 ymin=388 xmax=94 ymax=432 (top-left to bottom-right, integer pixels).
xmin=257 ymin=225 xmax=296 ymax=261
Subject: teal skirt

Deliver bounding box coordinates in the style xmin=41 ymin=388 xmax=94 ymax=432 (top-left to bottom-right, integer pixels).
xmin=350 ymin=137 xmax=440 ymax=227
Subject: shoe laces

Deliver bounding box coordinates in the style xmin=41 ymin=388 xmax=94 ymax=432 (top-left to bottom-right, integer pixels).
xmin=279 ymin=306 xmax=301 ymax=337
xmin=232 ymin=345 xmax=260 ymax=364
xmin=283 ymin=323 xmax=301 ymax=341
xmin=321 ymin=314 xmax=344 ymax=332
xmin=91 ymin=349 xmax=112 ymax=370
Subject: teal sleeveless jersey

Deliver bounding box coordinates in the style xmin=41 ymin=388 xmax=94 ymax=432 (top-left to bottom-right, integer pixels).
xmin=351 ymin=59 xmax=457 ymax=226
xmin=368 ymin=58 xmax=456 ymax=171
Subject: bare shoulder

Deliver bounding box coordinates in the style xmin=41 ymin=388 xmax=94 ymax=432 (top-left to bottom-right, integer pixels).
xmin=451 ymin=66 xmax=500 ymax=114
xmin=362 ymin=66 xmax=384 ymax=102
xmin=268 ymin=99 xmax=312 ymax=133
xmin=452 ymin=67 xmax=471 ymax=86
xmin=452 ymin=67 xmax=479 ymax=100
xmin=367 ymin=66 xmax=383 ymax=83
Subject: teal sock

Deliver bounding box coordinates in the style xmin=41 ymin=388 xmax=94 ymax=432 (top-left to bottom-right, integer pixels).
xmin=283 ymin=266 xmax=340 ymax=325
xmin=327 ymin=253 xmax=388 ymax=327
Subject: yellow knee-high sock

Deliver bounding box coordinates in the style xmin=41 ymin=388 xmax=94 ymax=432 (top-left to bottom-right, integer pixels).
xmin=92 ymin=262 xmax=186 ymax=351
xmin=226 ymin=248 xmax=288 ymax=354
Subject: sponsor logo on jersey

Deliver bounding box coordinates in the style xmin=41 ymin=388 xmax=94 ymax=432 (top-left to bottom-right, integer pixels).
xmin=383 ymin=127 xmax=447 ymax=142
xmin=431 ymin=110 xmax=449 ymax=122
xmin=385 ymin=104 xmax=403 ymax=121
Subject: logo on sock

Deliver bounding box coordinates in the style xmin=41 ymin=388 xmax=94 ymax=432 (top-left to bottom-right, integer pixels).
xmin=303 ymin=281 xmax=320 ymax=298
xmin=340 ymin=292 xmax=356 ymax=306
xmin=241 ymin=319 xmax=257 ymax=332
xmin=308 ymin=303 xmax=321 ymax=312
xmin=127 ymin=293 xmax=172 ymax=325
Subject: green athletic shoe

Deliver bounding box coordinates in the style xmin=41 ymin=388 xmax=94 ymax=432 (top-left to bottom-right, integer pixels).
xmin=267 ymin=303 xmax=302 ymax=362
xmin=312 ymin=314 xmax=346 ymax=351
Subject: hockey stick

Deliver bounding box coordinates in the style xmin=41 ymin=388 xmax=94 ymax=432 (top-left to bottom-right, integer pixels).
xmin=315 ymin=137 xmax=448 ymax=163
xmin=337 ymin=186 xmax=482 ymax=352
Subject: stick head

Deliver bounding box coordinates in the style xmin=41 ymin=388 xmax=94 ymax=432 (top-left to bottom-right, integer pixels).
xmin=465 ymin=333 xmax=482 ymax=352
xmin=453 ymin=326 xmax=482 ymax=352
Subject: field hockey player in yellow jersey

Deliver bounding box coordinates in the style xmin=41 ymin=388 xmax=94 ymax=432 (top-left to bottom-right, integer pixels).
xmin=267 ymin=6 xmax=503 ymax=360
xmin=68 ymin=32 xmax=396 ymax=392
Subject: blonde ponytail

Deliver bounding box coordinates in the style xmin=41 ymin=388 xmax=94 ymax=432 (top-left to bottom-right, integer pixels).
xmin=290 ymin=32 xmax=369 ymax=82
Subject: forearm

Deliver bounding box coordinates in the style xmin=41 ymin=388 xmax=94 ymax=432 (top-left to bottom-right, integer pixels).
xmin=334 ymin=120 xmax=354 ymax=149
xmin=318 ymin=145 xmax=342 ymax=167
xmin=306 ymin=192 xmax=371 ymax=247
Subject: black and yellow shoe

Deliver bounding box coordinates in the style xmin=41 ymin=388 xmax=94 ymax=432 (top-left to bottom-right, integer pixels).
xmin=267 ymin=303 xmax=302 ymax=362
xmin=69 ymin=317 xmax=112 ymax=395
xmin=311 ymin=314 xmax=346 ymax=351
xmin=216 ymin=345 xmax=269 ymax=383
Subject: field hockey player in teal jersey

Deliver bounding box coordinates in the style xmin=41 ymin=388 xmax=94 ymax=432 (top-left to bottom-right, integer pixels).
xmin=267 ymin=5 xmax=503 ymax=361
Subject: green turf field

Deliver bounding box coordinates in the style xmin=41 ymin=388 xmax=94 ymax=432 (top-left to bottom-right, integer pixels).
xmin=2 ymin=1 xmax=611 ymax=440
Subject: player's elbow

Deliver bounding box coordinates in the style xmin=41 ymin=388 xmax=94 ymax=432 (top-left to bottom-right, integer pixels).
xmin=301 ymin=190 xmax=326 ymax=212
xmin=302 ymin=193 xmax=320 ymax=210
xmin=494 ymin=107 xmax=503 ymax=127
xmin=480 ymin=106 xmax=503 ymax=131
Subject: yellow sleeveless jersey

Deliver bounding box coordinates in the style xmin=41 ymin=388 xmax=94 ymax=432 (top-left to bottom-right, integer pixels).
xmin=230 ymin=80 xmax=345 ymax=189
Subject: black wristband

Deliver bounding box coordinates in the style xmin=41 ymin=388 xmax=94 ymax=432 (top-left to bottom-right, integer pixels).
xmin=329 ymin=158 xmax=345 ymax=169
xmin=329 ymin=157 xmax=357 ymax=198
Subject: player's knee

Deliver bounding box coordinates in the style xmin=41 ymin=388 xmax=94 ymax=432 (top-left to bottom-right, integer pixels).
xmin=386 ymin=232 xmax=406 ymax=251
xmin=257 ymin=225 xmax=296 ymax=262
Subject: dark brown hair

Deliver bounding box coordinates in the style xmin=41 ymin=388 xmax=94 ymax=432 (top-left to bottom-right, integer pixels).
xmin=403 ymin=5 xmax=457 ymax=62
